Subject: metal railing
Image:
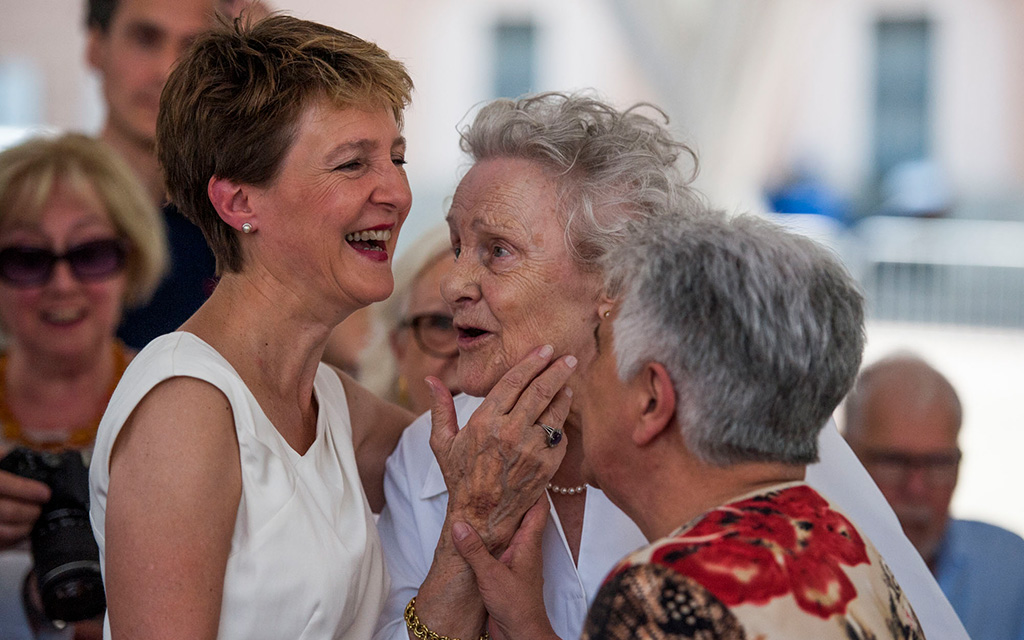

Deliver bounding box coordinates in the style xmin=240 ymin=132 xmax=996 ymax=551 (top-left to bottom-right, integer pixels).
xmin=774 ymin=214 xmax=1024 ymax=329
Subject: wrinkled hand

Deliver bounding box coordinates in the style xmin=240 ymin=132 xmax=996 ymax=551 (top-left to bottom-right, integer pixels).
xmin=0 ymin=468 xmax=50 ymax=549
xmin=452 ymin=498 xmax=560 ymax=640
xmin=429 ymin=344 xmax=574 ymax=552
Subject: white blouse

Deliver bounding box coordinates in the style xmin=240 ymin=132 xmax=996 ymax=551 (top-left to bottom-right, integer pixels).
xmin=90 ymin=332 xmax=387 ymax=640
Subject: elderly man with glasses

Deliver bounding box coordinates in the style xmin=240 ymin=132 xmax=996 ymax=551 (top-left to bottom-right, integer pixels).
xmin=843 ymin=353 xmax=1024 ymax=640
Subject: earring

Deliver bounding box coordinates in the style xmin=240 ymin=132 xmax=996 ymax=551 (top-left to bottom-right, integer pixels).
xmin=603 ymin=310 xmax=611 ymax=318
xmin=241 ymin=222 xmax=254 ymax=234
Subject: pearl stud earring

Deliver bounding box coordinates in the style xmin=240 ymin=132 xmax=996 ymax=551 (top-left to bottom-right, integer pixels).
xmin=241 ymin=222 xmax=254 ymax=234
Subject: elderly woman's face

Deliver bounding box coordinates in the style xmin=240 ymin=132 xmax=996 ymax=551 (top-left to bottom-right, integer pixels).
xmin=443 ymin=157 xmax=601 ymax=397
xmin=0 ymin=181 xmax=127 ymax=360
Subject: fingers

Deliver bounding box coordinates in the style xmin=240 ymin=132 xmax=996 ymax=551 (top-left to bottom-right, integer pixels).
xmin=480 ymin=344 xmax=577 ymax=433
xmin=0 ymin=471 xmax=48 ymax=549
xmin=427 ymin=376 xmax=459 ymax=457
xmin=481 ymin=345 xmax=555 ymax=415
xmin=0 ymin=470 xmax=51 ymax=504
xmin=452 ymin=520 xmax=502 ymax=580
xmin=0 ymin=523 xmax=35 ymax=549
xmin=529 ymin=386 xmax=573 ymax=450
xmin=499 ymin=497 xmax=549 ymax=566
xmin=507 ymin=356 xmax=577 ymax=435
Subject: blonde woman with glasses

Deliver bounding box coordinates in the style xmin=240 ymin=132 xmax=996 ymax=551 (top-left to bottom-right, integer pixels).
xmin=358 ymin=225 xmax=460 ymax=416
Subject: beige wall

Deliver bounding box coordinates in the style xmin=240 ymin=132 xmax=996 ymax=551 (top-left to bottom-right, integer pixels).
xmin=4 ymin=0 xmax=1022 ymax=217
xmin=0 ymin=0 xmax=660 ymax=246
xmin=0 ymin=0 xmax=101 ymax=131
xmin=682 ymin=0 xmax=1024 ymax=214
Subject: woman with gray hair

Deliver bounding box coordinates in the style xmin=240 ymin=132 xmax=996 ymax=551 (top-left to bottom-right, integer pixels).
xmin=357 ymin=225 xmax=460 ymax=415
xmin=375 ymin=92 xmax=965 ymax=640
xmin=454 ymin=207 xmax=926 ymax=639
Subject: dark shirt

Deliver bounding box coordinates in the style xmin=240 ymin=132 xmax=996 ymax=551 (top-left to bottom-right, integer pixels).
xmin=117 ymin=203 xmax=217 ymax=350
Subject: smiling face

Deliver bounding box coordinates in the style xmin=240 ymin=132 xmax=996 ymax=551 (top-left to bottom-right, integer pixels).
xmin=244 ymin=101 xmax=411 ymax=317
xmin=442 ymin=157 xmax=602 ymax=397
xmin=0 ymin=181 xmax=127 ymax=363
xmin=88 ymin=0 xmax=216 ymax=148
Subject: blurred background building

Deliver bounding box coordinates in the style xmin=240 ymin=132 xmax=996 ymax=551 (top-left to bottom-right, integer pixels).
xmin=2 ymin=0 xmax=1022 ymax=535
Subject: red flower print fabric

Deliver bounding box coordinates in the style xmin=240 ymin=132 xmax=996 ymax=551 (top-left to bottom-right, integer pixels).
xmin=653 ymin=485 xmax=868 ymax=618
xmin=585 ymin=483 xmax=925 ymax=639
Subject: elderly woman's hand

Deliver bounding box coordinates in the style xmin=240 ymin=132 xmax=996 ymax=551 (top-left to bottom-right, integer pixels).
xmin=429 ymin=344 xmax=575 ymax=552
xmin=452 ymin=498 xmax=561 ymax=640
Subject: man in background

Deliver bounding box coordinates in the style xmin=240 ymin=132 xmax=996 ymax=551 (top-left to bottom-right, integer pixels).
xmin=86 ymin=0 xmax=268 ymax=348
xmin=844 ymin=353 xmax=1024 ymax=640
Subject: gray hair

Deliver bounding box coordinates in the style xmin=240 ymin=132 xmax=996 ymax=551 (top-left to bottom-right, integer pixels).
xmin=358 ymin=225 xmax=452 ymax=405
xmin=459 ymin=91 xmax=699 ymax=268
xmin=604 ymin=207 xmax=865 ymax=466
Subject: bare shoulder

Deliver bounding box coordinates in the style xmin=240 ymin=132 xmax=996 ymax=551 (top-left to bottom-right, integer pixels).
xmin=104 ymin=376 xmax=242 ymax=638
xmin=110 ymin=375 xmax=238 ymax=473
xmin=107 ymin=376 xmax=242 ymax=522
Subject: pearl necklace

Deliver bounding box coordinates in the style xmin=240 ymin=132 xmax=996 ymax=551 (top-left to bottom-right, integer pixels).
xmin=547 ymin=482 xmax=588 ymax=496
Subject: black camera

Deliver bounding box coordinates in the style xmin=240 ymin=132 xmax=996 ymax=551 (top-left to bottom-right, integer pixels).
xmin=0 ymin=447 xmax=105 ymax=623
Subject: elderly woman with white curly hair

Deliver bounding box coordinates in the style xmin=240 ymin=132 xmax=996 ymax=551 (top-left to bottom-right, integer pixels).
xmin=373 ymin=92 xmax=967 ymax=640
xmin=454 ymin=207 xmax=929 ymax=639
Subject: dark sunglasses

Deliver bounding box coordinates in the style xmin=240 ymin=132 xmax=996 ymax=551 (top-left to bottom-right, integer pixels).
xmin=401 ymin=313 xmax=458 ymax=358
xmin=0 ymin=238 xmax=128 ymax=287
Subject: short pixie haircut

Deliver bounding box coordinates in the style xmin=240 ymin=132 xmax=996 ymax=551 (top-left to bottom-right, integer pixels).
xmin=459 ymin=91 xmax=698 ymax=268
xmin=604 ymin=208 xmax=865 ymax=466
xmin=0 ymin=133 xmax=168 ymax=306
xmin=158 ymin=15 xmax=413 ymax=273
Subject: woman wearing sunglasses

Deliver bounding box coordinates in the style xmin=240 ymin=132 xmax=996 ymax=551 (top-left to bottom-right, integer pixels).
xmin=357 ymin=225 xmax=460 ymax=416
xmin=0 ymin=132 xmax=168 ymax=637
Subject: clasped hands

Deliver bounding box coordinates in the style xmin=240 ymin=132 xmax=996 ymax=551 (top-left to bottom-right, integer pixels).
xmin=425 ymin=344 xmax=572 ymax=640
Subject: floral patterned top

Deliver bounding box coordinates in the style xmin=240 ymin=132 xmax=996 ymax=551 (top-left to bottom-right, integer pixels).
xmin=582 ymin=483 xmax=924 ymax=639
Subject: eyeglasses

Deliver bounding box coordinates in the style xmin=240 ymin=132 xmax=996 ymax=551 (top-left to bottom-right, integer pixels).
xmin=401 ymin=313 xmax=458 ymax=358
xmin=0 ymin=238 xmax=128 ymax=288
xmin=859 ymin=449 xmax=961 ymax=488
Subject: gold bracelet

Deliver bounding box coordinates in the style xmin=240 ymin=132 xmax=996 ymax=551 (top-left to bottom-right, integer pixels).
xmin=404 ymin=597 xmax=490 ymax=640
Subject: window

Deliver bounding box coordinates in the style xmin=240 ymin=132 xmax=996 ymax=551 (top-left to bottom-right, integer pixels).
xmin=873 ymin=19 xmax=932 ymax=184
xmin=493 ymin=21 xmax=536 ymax=99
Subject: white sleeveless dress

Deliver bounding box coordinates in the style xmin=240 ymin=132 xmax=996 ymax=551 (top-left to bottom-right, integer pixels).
xmin=89 ymin=332 xmax=387 ymax=639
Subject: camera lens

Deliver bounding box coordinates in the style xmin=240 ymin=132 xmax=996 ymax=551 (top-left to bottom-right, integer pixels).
xmin=39 ymin=562 xmax=106 ymax=623
xmin=1 ymin=448 xmax=107 ymax=623
xmin=32 ymin=507 xmax=106 ymax=622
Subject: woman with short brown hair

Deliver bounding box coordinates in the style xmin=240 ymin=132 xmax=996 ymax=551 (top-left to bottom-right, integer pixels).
xmin=90 ymin=16 xmax=416 ymax=639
